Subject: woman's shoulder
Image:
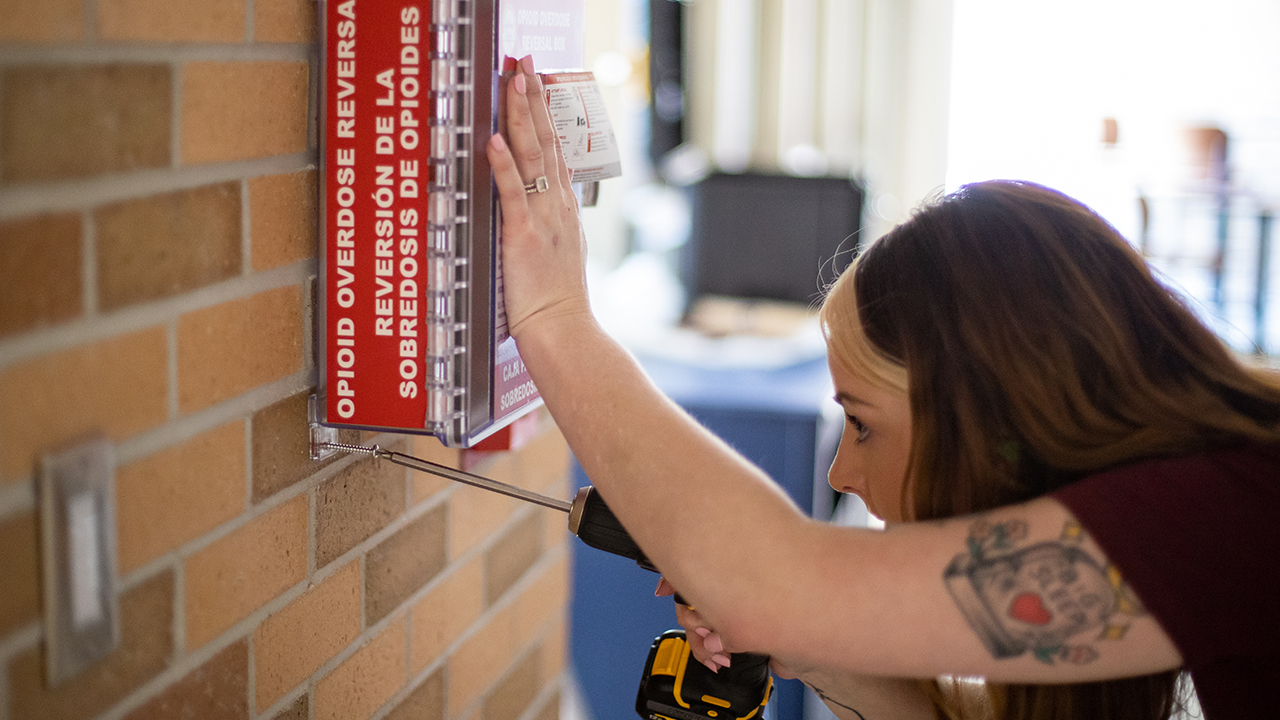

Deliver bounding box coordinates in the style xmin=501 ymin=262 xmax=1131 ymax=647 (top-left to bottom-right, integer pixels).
xmin=1052 ymin=439 xmax=1280 ymax=534
xmin=1084 ymin=438 xmax=1280 ymax=485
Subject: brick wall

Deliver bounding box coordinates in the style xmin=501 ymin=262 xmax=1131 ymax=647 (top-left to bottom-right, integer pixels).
xmin=0 ymin=3 xmax=571 ymax=720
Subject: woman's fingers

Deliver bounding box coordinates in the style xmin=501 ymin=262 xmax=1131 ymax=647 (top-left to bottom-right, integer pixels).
xmin=517 ymin=57 xmax=567 ymax=194
xmin=672 ymin=601 xmax=731 ymax=672
xmin=504 ymin=56 xmax=547 ymax=186
xmin=487 ymin=133 xmax=532 ymax=232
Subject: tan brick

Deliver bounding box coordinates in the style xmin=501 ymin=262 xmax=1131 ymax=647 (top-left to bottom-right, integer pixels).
xmin=541 ymin=616 xmax=566 ymax=683
xmin=116 ymin=421 xmax=246 ymax=574
xmin=97 ymin=183 xmax=242 ymax=311
xmin=315 ymin=449 xmax=406 ymax=568
xmin=314 ymin=616 xmax=406 ymax=720
xmin=515 ymin=425 xmax=569 ymax=492
xmin=0 ymin=65 xmax=169 ymax=184
xmin=252 ymin=390 xmax=357 ymax=502
xmin=539 ymin=495 xmax=570 ymax=553
xmin=122 ymin=640 xmax=248 ymax=720
xmin=254 ymin=0 xmax=315 ymax=43
xmin=185 ymin=496 xmax=307 ymax=650
xmin=98 ymin=0 xmax=245 ymax=42
xmin=448 ymin=602 xmax=518 ymax=716
xmin=484 ymin=650 xmax=541 ymax=720
xmin=409 ymin=556 xmax=483 ymax=673
xmin=0 ymin=327 xmax=167 ymax=483
xmin=177 ymin=285 xmax=303 ymax=414
xmin=410 ymin=434 xmax=460 ymax=503
xmin=0 ymin=512 xmax=40 ymax=635
xmin=249 ymin=171 xmax=316 ymax=272
xmin=386 ymin=669 xmax=443 ymax=720
xmin=181 ymin=62 xmax=308 ymax=165
xmin=485 ymin=513 xmax=543 ymax=606
xmin=254 ymin=561 xmax=361 ymax=712
xmin=513 ymin=554 xmax=568 ymax=650
xmin=270 ymin=696 xmax=308 ymax=720
xmin=366 ymin=505 xmax=447 ymax=624
xmin=0 ymin=213 xmax=82 ymax=338
xmin=449 ymin=458 xmax=517 ymax=560
xmin=0 ymin=0 xmax=83 ymax=42
xmin=8 ymin=571 xmax=173 ymax=720
xmin=531 ymin=688 xmax=560 ymax=720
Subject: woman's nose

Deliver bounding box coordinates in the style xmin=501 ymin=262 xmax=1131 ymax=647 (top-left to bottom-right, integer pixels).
xmin=827 ymin=441 xmax=865 ymax=497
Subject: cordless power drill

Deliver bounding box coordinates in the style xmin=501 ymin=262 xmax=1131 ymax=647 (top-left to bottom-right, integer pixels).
xmin=321 ymin=443 xmax=774 ymax=720
xmin=568 ymin=485 xmax=774 ymax=720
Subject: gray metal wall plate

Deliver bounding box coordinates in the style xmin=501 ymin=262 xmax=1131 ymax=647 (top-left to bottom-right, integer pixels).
xmin=39 ymin=436 xmax=120 ymax=686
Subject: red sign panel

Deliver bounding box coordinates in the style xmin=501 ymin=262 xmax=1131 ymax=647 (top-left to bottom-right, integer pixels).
xmin=323 ymin=0 xmax=431 ymax=430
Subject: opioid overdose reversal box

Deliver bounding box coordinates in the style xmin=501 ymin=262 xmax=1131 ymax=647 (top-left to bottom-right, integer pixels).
xmin=315 ymin=0 xmax=616 ymax=447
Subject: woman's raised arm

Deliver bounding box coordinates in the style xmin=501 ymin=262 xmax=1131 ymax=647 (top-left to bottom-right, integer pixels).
xmin=486 ymin=56 xmax=1183 ymax=687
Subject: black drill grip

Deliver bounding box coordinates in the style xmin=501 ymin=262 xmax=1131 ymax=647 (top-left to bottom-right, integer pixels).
xmin=568 ymin=486 xmax=659 ymax=572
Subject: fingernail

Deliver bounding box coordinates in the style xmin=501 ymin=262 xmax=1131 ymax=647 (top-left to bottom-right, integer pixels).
xmin=704 ymin=635 xmax=723 ymax=654
xmin=521 ymin=55 xmax=535 ymax=75
xmin=694 ymin=627 xmax=710 ymax=638
xmin=513 ymin=72 xmax=526 ymax=94
xmin=703 ymin=660 xmax=720 ymax=674
xmin=490 ymin=133 xmax=506 ymax=151
xmin=712 ymin=654 xmax=732 ymax=668
xmin=503 ymin=56 xmax=518 ymax=73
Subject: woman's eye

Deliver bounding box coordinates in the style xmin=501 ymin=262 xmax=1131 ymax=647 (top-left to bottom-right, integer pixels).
xmin=846 ymin=414 xmax=870 ymax=442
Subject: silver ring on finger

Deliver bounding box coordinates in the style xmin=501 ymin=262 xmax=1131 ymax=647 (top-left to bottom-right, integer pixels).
xmin=523 ymin=176 xmax=549 ymax=194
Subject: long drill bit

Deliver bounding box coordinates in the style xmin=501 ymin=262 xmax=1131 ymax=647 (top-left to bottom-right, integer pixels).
xmin=317 ymin=442 xmax=574 ymax=513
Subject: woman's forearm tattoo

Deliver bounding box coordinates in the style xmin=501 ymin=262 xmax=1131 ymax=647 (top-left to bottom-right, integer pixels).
xmin=944 ymin=518 xmax=1145 ymax=665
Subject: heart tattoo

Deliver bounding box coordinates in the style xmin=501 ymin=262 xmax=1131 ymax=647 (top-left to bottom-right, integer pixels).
xmin=944 ymin=517 xmax=1145 ymax=665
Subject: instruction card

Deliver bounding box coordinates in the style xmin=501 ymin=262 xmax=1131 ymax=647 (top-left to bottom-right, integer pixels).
xmin=542 ymin=72 xmax=622 ymax=183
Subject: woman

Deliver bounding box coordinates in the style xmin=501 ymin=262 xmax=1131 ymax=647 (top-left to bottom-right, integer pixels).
xmin=488 ymin=56 xmax=1280 ymax=719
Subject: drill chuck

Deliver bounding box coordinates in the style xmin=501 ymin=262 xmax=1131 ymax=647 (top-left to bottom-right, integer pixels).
xmin=569 ymin=486 xmax=659 ymax=572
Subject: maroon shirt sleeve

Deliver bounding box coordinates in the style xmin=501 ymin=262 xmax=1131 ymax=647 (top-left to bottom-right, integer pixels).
xmin=1052 ymin=442 xmax=1280 ymax=718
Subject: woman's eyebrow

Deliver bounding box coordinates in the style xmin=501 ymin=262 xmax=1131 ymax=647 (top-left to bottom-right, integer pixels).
xmin=833 ymin=391 xmax=874 ymax=408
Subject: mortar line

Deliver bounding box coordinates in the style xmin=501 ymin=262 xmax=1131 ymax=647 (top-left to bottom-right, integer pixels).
xmin=307 ymin=484 xmax=317 ymax=577
xmin=246 ymin=634 xmax=257 ymax=720
xmin=171 ymin=61 xmax=183 ymax=169
xmin=256 ymin=686 xmax=308 ymax=720
xmin=523 ymin=675 xmax=568 ymax=720
xmin=0 ymin=260 xmax=314 ymax=368
xmin=83 ymin=210 xmax=99 ymax=317
xmin=0 ymin=622 xmax=39 ymax=720
xmin=0 ymin=648 xmax=8 ymax=720
xmin=245 ymin=417 xmax=255 ymax=512
xmin=173 ymin=560 xmax=186 ymax=658
xmin=302 ymin=275 xmax=317 ymax=377
xmin=245 ymin=0 xmax=257 ymax=43
xmin=241 ymin=179 xmax=253 ymax=275
xmin=0 ymin=43 xmax=312 ymax=67
xmin=167 ymin=321 xmax=180 ymax=420
xmin=0 ymin=152 xmax=316 ymax=221
xmin=0 ymin=70 xmax=7 ymax=184
xmin=0 ymin=622 xmax=40 ymax=663
xmin=0 ymin=481 xmax=35 ymax=521
xmin=83 ymin=0 xmax=97 ymax=43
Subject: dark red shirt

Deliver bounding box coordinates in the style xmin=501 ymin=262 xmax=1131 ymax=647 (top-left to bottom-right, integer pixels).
xmin=1053 ymin=442 xmax=1280 ymax=719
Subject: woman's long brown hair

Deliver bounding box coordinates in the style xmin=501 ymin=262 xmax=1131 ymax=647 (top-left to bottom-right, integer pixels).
xmin=821 ymin=180 xmax=1280 ymax=719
